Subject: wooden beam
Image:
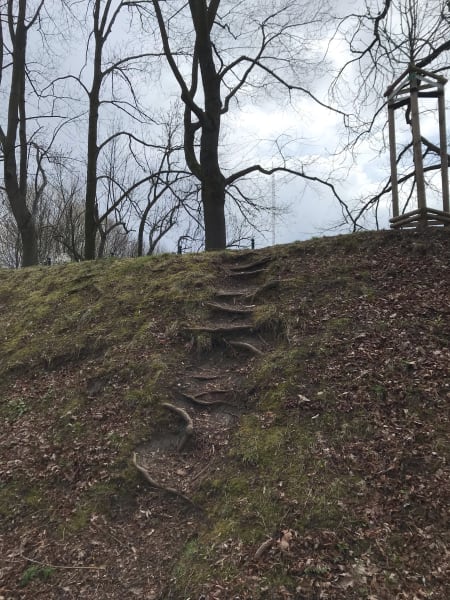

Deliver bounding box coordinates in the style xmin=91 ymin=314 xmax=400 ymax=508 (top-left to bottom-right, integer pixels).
xmin=410 ymin=83 xmax=427 ymax=210
xmin=390 ymin=208 xmax=450 ymax=227
xmin=388 ymin=105 xmax=399 ymax=217
xmin=438 ymin=90 xmax=450 ymax=213
xmin=390 ymin=208 xmax=422 ymax=222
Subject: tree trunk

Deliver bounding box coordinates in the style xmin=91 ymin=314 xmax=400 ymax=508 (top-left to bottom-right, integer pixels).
xmin=195 ymin=1 xmax=226 ymax=250
xmin=4 ymin=182 xmax=38 ymax=267
xmin=202 ymin=175 xmax=226 ymax=250
xmin=84 ymin=82 xmax=101 ymax=260
xmin=137 ymin=202 xmax=152 ymax=256
xmin=20 ymin=210 xmax=38 ymax=266
xmin=97 ymin=229 xmax=107 ymax=258
xmin=1 ymin=0 xmax=38 ymax=267
xmin=199 ymin=108 xmax=225 ymax=250
xmin=84 ymin=2 xmax=103 ymax=261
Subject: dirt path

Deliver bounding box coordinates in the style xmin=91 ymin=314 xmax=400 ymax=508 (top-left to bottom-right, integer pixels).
xmin=130 ymin=252 xmax=276 ymax=597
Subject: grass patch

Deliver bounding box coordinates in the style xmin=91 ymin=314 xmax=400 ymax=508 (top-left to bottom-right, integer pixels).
xmin=20 ymin=565 xmax=55 ymax=587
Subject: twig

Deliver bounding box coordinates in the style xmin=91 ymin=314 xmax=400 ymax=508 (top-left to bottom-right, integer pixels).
xmin=18 ymin=554 xmax=105 ymax=570
xmin=190 ymin=462 xmax=211 ymax=484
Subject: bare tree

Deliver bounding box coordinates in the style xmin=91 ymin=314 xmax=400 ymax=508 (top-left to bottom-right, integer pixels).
xmin=0 ymin=0 xmax=44 ymax=266
xmin=47 ymin=170 xmax=85 ymax=262
xmin=132 ymin=114 xmax=199 ymax=255
xmin=148 ymin=0 xmax=349 ymax=250
xmin=82 ymin=0 xmax=138 ymax=259
xmin=47 ymin=0 xmax=165 ymax=259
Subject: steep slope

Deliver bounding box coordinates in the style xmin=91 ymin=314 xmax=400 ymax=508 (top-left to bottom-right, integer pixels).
xmin=0 ymin=230 xmax=448 ymax=599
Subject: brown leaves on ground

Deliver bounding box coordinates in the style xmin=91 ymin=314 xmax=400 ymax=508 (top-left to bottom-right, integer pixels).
xmin=1 ymin=230 xmax=449 ymax=599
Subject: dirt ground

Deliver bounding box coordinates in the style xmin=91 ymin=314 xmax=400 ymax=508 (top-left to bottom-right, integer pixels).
xmin=1 ymin=230 xmax=449 ymax=599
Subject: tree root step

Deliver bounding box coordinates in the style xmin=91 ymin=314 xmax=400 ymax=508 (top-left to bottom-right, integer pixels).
xmin=227 ymin=257 xmax=272 ymax=272
xmin=180 ymin=392 xmax=234 ymax=408
xmin=205 ymin=301 xmax=255 ymax=315
xmin=215 ymin=280 xmax=279 ymax=302
xmin=227 ymin=268 xmax=267 ymax=278
xmin=185 ymin=324 xmax=255 ymax=334
xmin=215 ymin=289 xmax=250 ymax=299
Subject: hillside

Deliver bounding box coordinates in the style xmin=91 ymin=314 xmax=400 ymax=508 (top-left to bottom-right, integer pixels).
xmin=0 ymin=230 xmax=448 ymax=600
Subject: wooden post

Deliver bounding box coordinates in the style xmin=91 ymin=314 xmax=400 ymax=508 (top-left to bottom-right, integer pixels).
xmin=438 ymin=88 xmax=450 ymax=214
xmin=388 ymin=103 xmax=399 ymax=217
xmin=409 ymin=71 xmax=427 ymax=214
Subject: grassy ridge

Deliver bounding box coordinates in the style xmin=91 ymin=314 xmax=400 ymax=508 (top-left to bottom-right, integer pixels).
xmin=1 ymin=230 xmax=448 ymax=599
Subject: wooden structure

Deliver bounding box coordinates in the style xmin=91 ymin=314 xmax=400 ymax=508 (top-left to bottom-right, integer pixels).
xmin=385 ymin=65 xmax=450 ymax=229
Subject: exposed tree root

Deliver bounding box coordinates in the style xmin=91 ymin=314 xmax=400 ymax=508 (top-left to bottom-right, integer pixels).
xmin=214 ymin=289 xmax=249 ymax=299
xmin=205 ymin=301 xmax=255 ymax=315
xmin=132 ymin=453 xmax=198 ymax=509
xmin=228 ymin=340 xmax=264 ymax=356
xmin=192 ymin=373 xmax=221 ymax=380
xmin=162 ymin=402 xmax=194 ymax=451
xmin=185 ymin=324 xmax=254 ymax=334
xmin=180 ymin=392 xmax=234 ymax=408
xmin=194 ymin=389 xmax=230 ymax=397
xmin=228 ymin=268 xmax=267 ymax=278
xmin=228 ymin=256 xmax=272 ymax=272
xmin=215 ymin=281 xmax=279 ymax=303
xmin=254 ymin=537 xmax=274 ymax=560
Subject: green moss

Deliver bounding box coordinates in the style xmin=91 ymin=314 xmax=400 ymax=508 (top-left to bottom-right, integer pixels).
xmin=232 ymin=417 xmax=287 ymax=467
xmin=253 ymin=304 xmax=286 ymax=336
xmin=65 ymin=473 xmax=138 ymax=534
xmin=326 ymin=316 xmax=353 ymax=333
xmin=0 ymin=481 xmax=50 ymax=525
xmin=20 ymin=565 xmax=55 ymax=587
xmin=4 ymin=397 xmax=30 ymax=421
xmin=0 ymin=252 xmax=216 ymax=378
